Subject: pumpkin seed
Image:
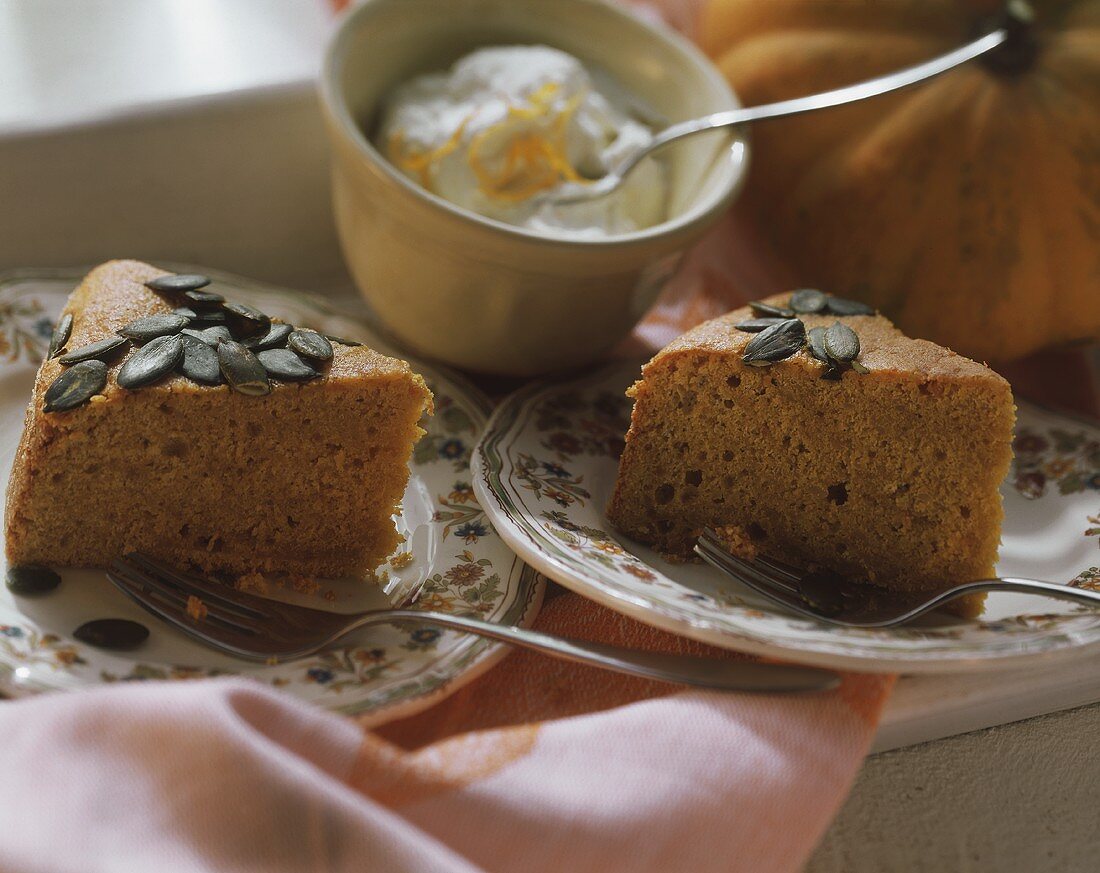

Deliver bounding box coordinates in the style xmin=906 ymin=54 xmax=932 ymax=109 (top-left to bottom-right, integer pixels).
xmin=806 ymin=326 xmax=830 ymax=363
xmin=174 ymin=307 xmax=198 ymax=321
xmin=257 ymin=348 xmax=319 ymax=381
xmin=742 ymin=318 xmax=806 ymax=366
xmin=790 ymin=289 xmax=828 ymax=314
xmin=850 ymin=360 xmax=871 ymax=375
xmin=287 ymin=329 xmax=333 ymax=362
xmin=73 ymin=618 xmax=149 ymax=650
xmin=824 ymin=321 xmax=860 ymax=363
xmin=117 ymin=334 xmax=184 ymax=389
xmin=145 ymin=273 xmax=211 ymax=293
xmin=243 ymin=322 xmax=293 ymax=352
xmin=325 ymin=334 xmax=362 ymax=347
xmin=223 ymin=302 xmax=271 ymax=339
xmin=217 ymin=341 xmax=271 ymax=395
xmin=199 ymin=326 xmax=233 ymax=346
xmin=48 ymin=313 xmax=73 ymax=359
xmin=826 ymin=296 xmax=875 ymax=317
xmin=119 ymin=313 xmax=189 ymax=343
xmin=735 ymin=317 xmax=787 ymax=333
xmin=189 ymin=309 xmax=226 ymax=326
xmin=44 ymin=360 xmax=107 ymax=412
xmin=58 ymin=335 xmax=130 ymax=365
xmin=180 ymin=334 xmax=223 ymax=385
xmin=6 ymin=565 xmax=61 ymax=595
xmin=182 ymin=288 xmax=225 ymax=307
xmin=750 ymin=301 xmax=795 ymax=319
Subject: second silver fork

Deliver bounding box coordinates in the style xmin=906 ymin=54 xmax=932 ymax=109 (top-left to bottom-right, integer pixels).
xmin=106 ymin=553 xmax=839 ymax=693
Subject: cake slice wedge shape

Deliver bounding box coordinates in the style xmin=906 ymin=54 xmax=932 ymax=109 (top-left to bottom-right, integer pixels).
xmin=5 ymin=260 xmax=433 ymax=581
xmin=606 ymin=293 xmax=1015 ymax=617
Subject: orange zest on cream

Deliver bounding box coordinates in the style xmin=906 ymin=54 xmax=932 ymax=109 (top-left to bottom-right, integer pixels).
xmin=376 ymin=46 xmax=667 ymax=238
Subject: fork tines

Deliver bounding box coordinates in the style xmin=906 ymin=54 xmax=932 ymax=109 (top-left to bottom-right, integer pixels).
xmin=108 ymin=553 xmax=269 ymax=636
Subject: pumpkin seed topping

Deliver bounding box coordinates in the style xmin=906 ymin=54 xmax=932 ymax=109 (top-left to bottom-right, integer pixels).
xmin=325 ymin=334 xmax=362 ymax=347
xmin=6 ymin=565 xmax=61 ymax=595
xmin=743 ymin=318 xmax=806 ymax=366
xmin=117 ymin=334 xmax=184 ymax=389
xmin=182 ymin=288 xmax=225 ymax=307
xmin=850 ymin=360 xmax=871 ymax=375
xmin=174 ymin=307 xmax=198 ymax=321
xmin=180 ymin=334 xmax=223 ymax=385
xmin=48 ymin=313 xmax=73 ymax=359
xmin=189 ymin=309 xmax=227 ymax=326
xmin=223 ymin=302 xmax=271 ymax=339
xmin=58 ymin=335 xmax=130 ymax=365
xmin=217 ymin=341 xmax=271 ymax=395
xmin=256 ymin=348 xmax=319 ymax=381
xmin=73 ymin=618 xmax=149 ymax=650
xmin=119 ymin=313 xmax=190 ymax=344
xmin=750 ymin=301 xmax=795 ymax=319
xmin=806 ymin=326 xmax=830 ymax=363
xmin=145 ymin=274 xmax=211 ymax=293
xmin=824 ymin=321 xmax=860 ymax=363
xmin=44 ymin=360 xmax=108 ymax=412
xmin=735 ymin=317 xmax=787 ymax=334
xmin=790 ymin=289 xmax=828 ymax=314
xmin=198 ymin=326 xmax=233 ymax=347
xmin=287 ymin=329 xmax=333 ymax=362
xmin=243 ymin=322 xmax=293 ymax=352
xmin=825 ymin=296 xmax=875 ymax=317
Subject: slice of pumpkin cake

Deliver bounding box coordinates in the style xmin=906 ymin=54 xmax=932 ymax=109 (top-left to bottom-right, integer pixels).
xmin=5 ymin=260 xmax=433 ymax=580
xmin=606 ymin=290 xmax=1015 ymax=618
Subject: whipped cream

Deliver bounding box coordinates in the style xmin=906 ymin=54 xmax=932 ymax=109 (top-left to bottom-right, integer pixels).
xmin=377 ymin=45 xmax=666 ymax=238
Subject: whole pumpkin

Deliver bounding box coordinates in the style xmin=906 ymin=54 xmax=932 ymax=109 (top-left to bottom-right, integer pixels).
xmin=699 ymin=0 xmax=1100 ymax=363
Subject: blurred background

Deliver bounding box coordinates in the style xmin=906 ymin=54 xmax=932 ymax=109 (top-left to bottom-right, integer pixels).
xmin=0 ymin=0 xmax=345 ymax=289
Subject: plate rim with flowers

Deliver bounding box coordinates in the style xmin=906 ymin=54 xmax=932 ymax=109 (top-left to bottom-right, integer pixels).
xmin=0 ymin=266 xmax=544 ymax=724
xmin=473 ymin=358 xmax=1100 ymax=674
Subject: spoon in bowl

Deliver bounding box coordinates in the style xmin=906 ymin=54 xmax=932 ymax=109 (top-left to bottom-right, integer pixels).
xmin=543 ymin=5 xmax=1029 ymax=206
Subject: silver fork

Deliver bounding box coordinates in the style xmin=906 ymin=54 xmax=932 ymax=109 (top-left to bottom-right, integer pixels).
xmin=105 ymin=553 xmax=839 ymax=692
xmin=695 ymin=528 xmax=1100 ymax=628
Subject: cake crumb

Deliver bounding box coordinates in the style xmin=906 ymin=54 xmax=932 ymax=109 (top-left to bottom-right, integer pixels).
xmin=236 ymin=572 xmax=269 ymax=594
xmin=323 ymin=589 xmax=337 ymax=603
xmin=389 ymin=551 xmax=414 ymax=569
xmin=711 ymin=525 xmax=760 ymax=561
xmin=290 ymin=575 xmax=321 ymax=595
xmin=186 ymin=595 xmax=208 ymax=621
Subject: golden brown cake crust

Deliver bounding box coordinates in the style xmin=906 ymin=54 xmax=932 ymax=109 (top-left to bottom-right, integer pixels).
xmin=5 ymin=260 xmax=433 ymax=580
xmin=607 ymin=294 xmax=1015 ymax=618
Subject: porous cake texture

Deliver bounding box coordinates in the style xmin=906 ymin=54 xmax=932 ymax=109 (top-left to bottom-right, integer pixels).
xmin=607 ymin=294 xmax=1015 ymax=617
xmin=5 ymin=260 xmax=433 ymax=580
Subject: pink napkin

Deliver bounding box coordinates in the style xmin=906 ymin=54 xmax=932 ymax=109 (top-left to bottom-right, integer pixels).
xmin=0 ymin=656 xmax=888 ymax=873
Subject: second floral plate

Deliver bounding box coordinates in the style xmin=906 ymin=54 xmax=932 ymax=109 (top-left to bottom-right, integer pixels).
xmin=473 ymin=360 xmax=1100 ymax=674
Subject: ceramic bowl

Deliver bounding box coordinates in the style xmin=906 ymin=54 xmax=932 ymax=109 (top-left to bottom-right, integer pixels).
xmin=321 ymin=0 xmax=748 ymax=376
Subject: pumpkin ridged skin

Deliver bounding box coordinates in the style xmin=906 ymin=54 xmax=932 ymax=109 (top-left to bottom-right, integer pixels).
xmin=700 ymin=0 xmax=1100 ymax=363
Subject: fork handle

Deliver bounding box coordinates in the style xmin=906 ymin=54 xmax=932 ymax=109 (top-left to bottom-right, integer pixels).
xmin=947 ymin=578 xmax=1100 ymax=608
xmin=335 ymin=609 xmax=838 ymax=693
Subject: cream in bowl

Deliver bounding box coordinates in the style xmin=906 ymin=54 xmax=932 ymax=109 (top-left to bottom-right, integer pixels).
xmin=377 ymin=45 xmax=667 ymax=239
xmin=321 ymin=0 xmax=748 ymax=376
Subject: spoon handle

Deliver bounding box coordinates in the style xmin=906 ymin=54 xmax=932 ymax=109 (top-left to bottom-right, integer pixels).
xmin=621 ymin=28 xmax=1007 ymax=177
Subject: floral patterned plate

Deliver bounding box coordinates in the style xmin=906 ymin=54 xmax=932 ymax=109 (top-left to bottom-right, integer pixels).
xmin=0 ymin=267 xmax=543 ymax=722
xmin=474 ymin=360 xmax=1100 ymax=674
